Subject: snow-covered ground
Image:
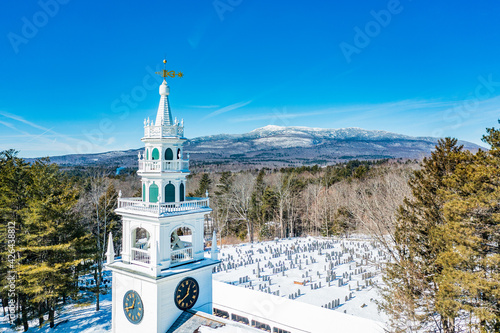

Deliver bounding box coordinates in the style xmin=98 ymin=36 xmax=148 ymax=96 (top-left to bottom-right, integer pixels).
xmin=211 ymin=236 xmax=388 ymax=324
xmin=0 ymin=293 xmax=112 ymax=333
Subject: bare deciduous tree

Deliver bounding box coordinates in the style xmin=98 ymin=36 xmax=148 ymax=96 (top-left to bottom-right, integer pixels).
xmin=229 ymin=172 xmax=256 ymax=242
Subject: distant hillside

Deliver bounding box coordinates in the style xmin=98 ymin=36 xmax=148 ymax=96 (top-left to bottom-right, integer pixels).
xmin=41 ymin=126 xmax=485 ymax=169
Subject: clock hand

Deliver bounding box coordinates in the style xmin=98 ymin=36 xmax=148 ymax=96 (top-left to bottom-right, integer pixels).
xmin=179 ymin=285 xmax=191 ymax=303
xmin=125 ymin=299 xmax=136 ymax=311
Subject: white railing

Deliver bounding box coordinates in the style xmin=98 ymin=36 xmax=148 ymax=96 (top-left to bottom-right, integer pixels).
xmin=163 ymin=160 xmax=189 ymax=171
xmin=138 ymin=159 xmax=189 ymax=172
xmin=144 ymin=124 xmax=184 ymax=138
xmin=131 ymin=248 xmax=150 ymax=266
xmin=118 ymin=197 xmax=210 ymax=215
xmin=138 ymin=160 xmax=161 ymax=172
xmin=171 ymin=247 xmax=193 ymax=264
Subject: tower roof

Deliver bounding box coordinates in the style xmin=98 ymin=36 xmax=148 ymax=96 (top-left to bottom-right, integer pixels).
xmin=155 ymin=80 xmax=173 ymax=126
xmin=143 ymin=60 xmax=185 ymax=139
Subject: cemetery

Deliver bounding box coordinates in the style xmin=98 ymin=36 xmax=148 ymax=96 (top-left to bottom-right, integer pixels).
xmin=210 ymin=236 xmax=388 ymax=325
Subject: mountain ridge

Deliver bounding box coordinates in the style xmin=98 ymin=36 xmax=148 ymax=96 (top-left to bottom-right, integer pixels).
xmin=39 ymin=126 xmax=485 ymax=169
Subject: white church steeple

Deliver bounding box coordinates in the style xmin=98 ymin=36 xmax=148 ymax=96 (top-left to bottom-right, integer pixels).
xmin=111 ymin=59 xmax=218 ymax=333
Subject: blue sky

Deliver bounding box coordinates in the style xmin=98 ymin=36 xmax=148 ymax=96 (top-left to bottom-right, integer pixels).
xmin=1 ymin=0 xmax=500 ymax=157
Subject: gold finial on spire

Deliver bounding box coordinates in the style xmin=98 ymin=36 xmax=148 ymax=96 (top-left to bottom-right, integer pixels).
xmin=156 ymin=59 xmax=184 ymax=79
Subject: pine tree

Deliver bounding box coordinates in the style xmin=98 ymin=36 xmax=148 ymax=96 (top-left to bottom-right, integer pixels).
xmin=194 ymin=173 xmax=212 ymax=197
xmin=380 ymin=138 xmax=467 ymax=332
xmin=437 ymin=124 xmax=500 ymax=331
xmin=18 ymin=159 xmax=87 ymax=328
xmin=332 ymin=206 xmax=356 ymax=236
xmin=260 ymin=186 xmax=278 ymax=238
xmin=249 ymin=169 xmax=266 ymax=238
xmin=0 ymin=151 xmax=89 ymax=331
xmin=0 ymin=150 xmax=32 ymax=330
xmin=382 ymin=130 xmax=500 ymax=332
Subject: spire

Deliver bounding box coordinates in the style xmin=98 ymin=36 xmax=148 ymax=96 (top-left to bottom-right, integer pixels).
xmin=105 ymin=232 xmax=115 ymax=265
xmin=154 ymin=59 xmax=183 ymax=126
xmin=155 ymin=80 xmax=173 ymax=126
xmin=211 ymin=230 xmax=219 ymax=260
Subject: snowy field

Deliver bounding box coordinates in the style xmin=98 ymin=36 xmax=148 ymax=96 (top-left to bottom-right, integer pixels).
xmin=0 ymin=293 xmax=112 ymax=333
xmin=1 ymin=236 xmax=388 ymax=332
xmin=212 ymin=236 xmax=388 ymax=324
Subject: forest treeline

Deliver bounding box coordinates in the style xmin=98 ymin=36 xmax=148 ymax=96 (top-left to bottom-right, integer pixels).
xmin=0 ymin=150 xmax=128 ymax=330
xmin=1 ymin=122 xmax=499 ymax=332
xmin=187 ymin=158 xmax=415 ymax=243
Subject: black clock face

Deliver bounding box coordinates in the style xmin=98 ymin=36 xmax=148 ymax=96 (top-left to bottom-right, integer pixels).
xmin=123 ymin=290 xmax=144 ymax=324
xmin=174 ymin=277 xmax=199 ymax=310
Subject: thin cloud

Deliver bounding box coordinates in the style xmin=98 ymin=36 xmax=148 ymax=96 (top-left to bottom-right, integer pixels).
xmin=0 ymin=120 xmax=21 ymax=132
xmin=0 ymin=110 xmax=49 ymax=132
xmin=24 ymin=127 xmax=55 ymax=143
xmin=1 ymin=110 xmax=81 ymax=144
xmin=0 ymin=110 xmax=111 ymax=155
xmin=202 ymin=100 xmax=252 ymax=120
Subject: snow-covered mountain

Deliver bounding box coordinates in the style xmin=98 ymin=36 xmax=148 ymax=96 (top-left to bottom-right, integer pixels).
xmin=44 ymin=126 xmax=484 ymax=168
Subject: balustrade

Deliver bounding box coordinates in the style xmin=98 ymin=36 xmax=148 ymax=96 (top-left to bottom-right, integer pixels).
xmin=138 ymin=159 xmax=189 ymax=172
xmin=118 ymin=197 xmax=210 ymax=215
xmin=131 ymin=248 xmax=151 ymax=266
xmin=171 ymin=247 xmax=193 ymax=264
xmin=144 ymin=124 xmax=184 ymax=138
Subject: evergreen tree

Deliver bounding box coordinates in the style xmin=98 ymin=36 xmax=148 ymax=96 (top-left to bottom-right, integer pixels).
xmin=260 ymin=186 xmax=278 ymax=238
xmin=283 ymin=172 xmax=306 ymax=237
xmin=332 ymin=206 xmax=356 ymax=236
xmin=0 ymin=150 xmax=31 ymax=330
xmin=437 ymin=125 xmax=500 ymax=331
xmin=382 ymin=131 xmax=500 ymax=332
xmin=380 ymin=138 xmax=466 ymax=332
xmin=0 ymin=151 xmax=88 ymax=331
xmin=249 ymin=169 xmax=266 ymax=237
xmin=18 ymin=159 xmax=87 ymax=328
xmin=194 ymin=173 xmax=212 ymax=197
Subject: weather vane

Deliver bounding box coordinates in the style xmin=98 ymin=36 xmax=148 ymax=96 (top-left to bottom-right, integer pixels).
xmin=155 ymin=59 xmax=183 ymax=79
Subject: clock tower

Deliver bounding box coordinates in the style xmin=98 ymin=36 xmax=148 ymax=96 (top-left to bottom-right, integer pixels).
xmin=108 ymin=61 xmax=219 ymax=333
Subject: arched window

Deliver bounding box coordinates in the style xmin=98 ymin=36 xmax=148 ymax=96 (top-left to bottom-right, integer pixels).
xmin=152 ymin=148 xmax=159 ymax=160
xmin=165 ymin=148 xmax=173 ymax=160
xmin=131 ymin=227 xmax=151 ymax=265
xmin=170 ymin=227 xmax=193 ymax=264
xmin=165 ymin=183 xmax=175 ymax=203
xmin=142 ymin=184 xmax=146 ymax=201
xmin=179 ymin=183 xmax=185 ymax=202
xmin=177 ymin=148 xmax=181 ymax=160
xmin=132 ymin=228 xmax=150 ymax=250
xmin=146 ymin=149 xmax=149 ymax=160
xmin=149 ymin=183 xmax=159 ymax=203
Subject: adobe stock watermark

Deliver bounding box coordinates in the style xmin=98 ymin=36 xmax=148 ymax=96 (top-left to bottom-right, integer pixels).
xmin=213 ymin=0 xmax=243 ymax=21
xmin=432 ymin=74 xmax=500 ymax=138
xmin=339 ymin=0 xmax=406 ymax=64
xmin=269 ymin=107 xmax=291 ymax=127
xmin=75 ymin=64 xmax=164 ymax=154
xmin=6 ymin=221 xmax=18 ymax=323
xmin=7 ymin=0 xmax=71 ymax=54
